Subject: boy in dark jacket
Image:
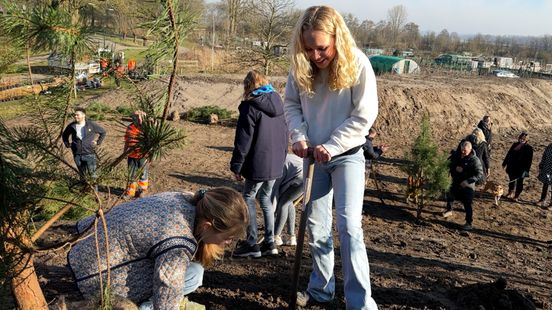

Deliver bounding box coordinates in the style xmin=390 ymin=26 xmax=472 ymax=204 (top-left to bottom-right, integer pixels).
xmin=443 ymin=140 xmax=484 ymax=230
xmin=362 ymin=127 xmax=388 ymax=186
xmin=230 ymin=70 xmax=287 ymax=258
xmin=62 ymin=107 xmax=106 ymax=185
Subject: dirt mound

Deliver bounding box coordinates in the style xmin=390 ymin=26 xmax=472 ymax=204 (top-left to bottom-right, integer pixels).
xmin=375 ymin=73 xmax=552 ymax=147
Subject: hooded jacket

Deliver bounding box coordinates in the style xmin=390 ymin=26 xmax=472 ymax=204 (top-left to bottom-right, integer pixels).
xmin=230 ymin=91 xmax=287 ymax=181
xmin=62 ymin=119 xmax=106 ymax=155
xmin=449 ymin=149 xmax=484 ymax=189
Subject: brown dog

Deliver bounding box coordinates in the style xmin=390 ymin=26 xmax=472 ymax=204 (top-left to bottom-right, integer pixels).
xmin=482 ymin=180 xmax=504 ymax=206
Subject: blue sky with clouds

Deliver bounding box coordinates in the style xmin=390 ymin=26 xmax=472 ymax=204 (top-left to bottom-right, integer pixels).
xmin=292 ymin=0 xmax=552 ymax=36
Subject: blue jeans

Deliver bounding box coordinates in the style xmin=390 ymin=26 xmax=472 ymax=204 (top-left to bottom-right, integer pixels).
xmin=138 ymin=262 xmax=203 ymax=309
xmin=274 ymin=184 xmax=303 ymax=236
xmin=74 ymin=153 xmax=97 ymax=180
xmin=128 ymin=157 xmax=148 ymax=182
xmin=305 ymin=149 xmax=377 ymax=310
xmin=243 ymin=179 xmax=276 ymax=245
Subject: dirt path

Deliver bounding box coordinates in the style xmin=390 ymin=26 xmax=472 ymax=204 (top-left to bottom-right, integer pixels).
xmin=31 ymin=73 xmax=552 ymax=309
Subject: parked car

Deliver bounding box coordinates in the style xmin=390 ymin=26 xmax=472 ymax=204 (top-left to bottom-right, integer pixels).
xmin=493 ymin=70 xmax=519 ymax=78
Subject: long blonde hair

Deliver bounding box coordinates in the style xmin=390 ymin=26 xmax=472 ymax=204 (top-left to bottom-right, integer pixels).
xmin=289 ymin=5 xmax=359 ymax=95
xmin=192 ymin=187 xmax=248 ymax=266
xmin=243 ymin=70 xmax=269 ymax=100
xmin=472 ymin=128 xmax=486 ymax=144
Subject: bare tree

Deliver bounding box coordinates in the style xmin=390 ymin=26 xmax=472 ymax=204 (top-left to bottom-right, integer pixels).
xmin=435 ymin=29 xmax=450 ymax=53
xmin=240 ymin=0 xmax=295 ymax=75
xmin=226 ymin=0 xmax=244 ymax=37
xmin=343 ymin=13 xmax=361 ymax=44
xmin=387 ymin=5 xmax=407 ymax=47
xmin=402 ymin=22 xmax=420 ymax=49
xmin=357 ymin=19 xmax=375 ymax=48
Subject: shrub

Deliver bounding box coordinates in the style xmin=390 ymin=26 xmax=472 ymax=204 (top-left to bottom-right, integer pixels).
xmin=186 ymin=105 xmax=233 ymax=123
xmin=87 ymin=101 xmax=112 ymax=121
xmin=115 ymin=105 xmax=134 ymax=116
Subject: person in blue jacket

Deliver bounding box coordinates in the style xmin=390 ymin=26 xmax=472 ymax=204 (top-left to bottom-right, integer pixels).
xmin=230 ymin=70 xmax=288 ymax=258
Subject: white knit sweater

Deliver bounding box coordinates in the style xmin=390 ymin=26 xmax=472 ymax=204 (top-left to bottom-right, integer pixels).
xmin=284 ymin=48 xmax=379 ymax=157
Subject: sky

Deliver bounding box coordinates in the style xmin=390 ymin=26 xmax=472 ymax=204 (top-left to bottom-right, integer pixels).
xmin=292 ymin=0 xmax=552 ymax=37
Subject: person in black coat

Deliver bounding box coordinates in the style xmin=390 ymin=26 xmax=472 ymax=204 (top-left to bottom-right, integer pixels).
xmin=477 ymin=115 xmax=493 ymax=151
xmin=362 ymin=128 xmax=388 ymax=185
xmin=502 ymin=132 xmax=533 ymax=201
xmin=62 ymin=107 xmax=106 ymax=183
xmin=230 ymin=70 xmax=287 ymax=258
xmin=471 ymin=128 xmax=490 ymax=184
xmin=456 ymin=128 xmax=490 ymax=185
xmin=443 ymin=141 xmax=484 ymax=230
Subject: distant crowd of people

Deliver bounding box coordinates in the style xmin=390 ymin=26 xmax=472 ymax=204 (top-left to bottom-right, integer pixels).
xmin=443 ymin=114 xmax=552 ymax=230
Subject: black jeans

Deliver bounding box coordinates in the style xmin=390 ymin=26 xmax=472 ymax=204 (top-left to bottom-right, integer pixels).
xmin=447 ymin=185 xmax=475 ymax=224
xmin=507 ymin=172 xmax=524 ymax=197
xmin=540 ymin=183 xmax=552 ymax=201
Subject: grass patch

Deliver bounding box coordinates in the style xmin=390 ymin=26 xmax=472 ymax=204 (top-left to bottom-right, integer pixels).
xmin=86 ymin=100 xmax=135 ymax=121
xmin=186 ymin=105 xmax=234 ymax=123
xmin=0 ymin=99 xmax=31 ymax=120
xmin=115 ymin=105 xmax=134 ymax=116
xmin=87 ymin=101 xmax=113 ymax=121
xmin=122 ymin=48 xmax=148 ymax=63
xmin=33 ymin=180 xmax=96 ymax=222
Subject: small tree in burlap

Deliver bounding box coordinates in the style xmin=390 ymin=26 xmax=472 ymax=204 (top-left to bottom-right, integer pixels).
xmin=402 ymin=114 xmax=451 ymax=219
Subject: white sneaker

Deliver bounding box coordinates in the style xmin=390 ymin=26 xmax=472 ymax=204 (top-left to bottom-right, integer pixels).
xmin=274 ymin=235 xmax=283 ymax=246
xmin=287 ymin=235 xmax=297 ymax=246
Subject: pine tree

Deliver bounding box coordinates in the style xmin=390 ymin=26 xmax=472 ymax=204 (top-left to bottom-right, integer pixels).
xmin=402 ymin=114 xmax=451 ymax=219
xmin=0 ymin=1 xmax=194 ymax=308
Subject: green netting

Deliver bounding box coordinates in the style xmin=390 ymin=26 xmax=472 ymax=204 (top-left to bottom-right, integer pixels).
xmin=368 ymin=55 xmax=402 ymax=74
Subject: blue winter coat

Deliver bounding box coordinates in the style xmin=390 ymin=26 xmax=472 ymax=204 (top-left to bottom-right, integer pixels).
xmin=230 ymin=91 xmax=287 ymax=181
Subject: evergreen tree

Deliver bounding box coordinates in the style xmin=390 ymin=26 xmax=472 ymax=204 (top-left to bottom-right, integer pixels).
xmin=402 ymin=114 xmax=451 ymax=219
xmin=0 ymin=1 xmax=194 ymax=308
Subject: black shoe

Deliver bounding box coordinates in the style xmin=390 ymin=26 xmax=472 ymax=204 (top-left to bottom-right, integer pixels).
xmin=260 ymin=240 xmax=278 ymax=256
xmin=233 ymin=241 xmax=261 ymax=258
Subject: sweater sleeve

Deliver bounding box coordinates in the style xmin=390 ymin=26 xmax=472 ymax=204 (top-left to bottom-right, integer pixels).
xmin=322 ymin=52 xmax=379 ymax=156
xmin=153 ymin=248 xmax=191 ymax=310
xmin=284 ymin=74 xmax=308 ymax=144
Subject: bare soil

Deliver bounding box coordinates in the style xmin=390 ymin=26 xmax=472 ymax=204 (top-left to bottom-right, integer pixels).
xmin=32 ymin=72 xmax=552 ymax=309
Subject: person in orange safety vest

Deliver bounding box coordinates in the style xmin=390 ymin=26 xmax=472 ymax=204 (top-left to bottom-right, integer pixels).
xmin=124 ymin=111 xmax=149 ymax=198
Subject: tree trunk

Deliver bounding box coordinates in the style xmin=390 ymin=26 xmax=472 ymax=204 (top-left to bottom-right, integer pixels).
xmin=26 ymin=44 xmax=34 ymax=88
xmin=162 ymin=0 xmax=179 ymax=121
xmin=6 ymin=226 xmax=48 ymax=310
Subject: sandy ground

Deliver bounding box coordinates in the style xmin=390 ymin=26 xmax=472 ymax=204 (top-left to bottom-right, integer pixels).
xmin=29 ymin=72 xmax=552 ymax=309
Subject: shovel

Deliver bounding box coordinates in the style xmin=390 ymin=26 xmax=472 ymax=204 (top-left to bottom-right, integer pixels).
xmin=289 ymin=151 xmax=315 ymax=309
